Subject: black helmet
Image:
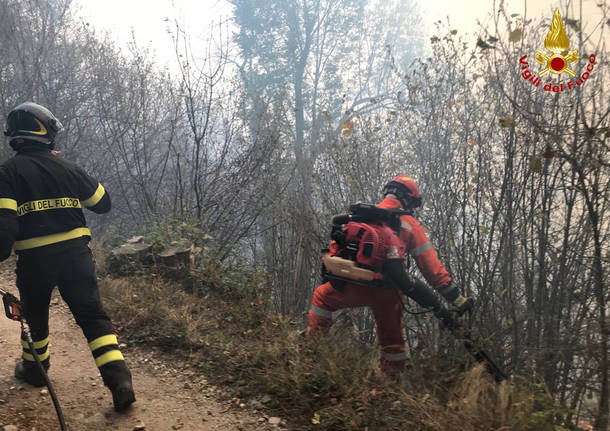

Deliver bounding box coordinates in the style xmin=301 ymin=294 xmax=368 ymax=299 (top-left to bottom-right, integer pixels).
xmin=4 ymin=102 xmax=63 ymax=146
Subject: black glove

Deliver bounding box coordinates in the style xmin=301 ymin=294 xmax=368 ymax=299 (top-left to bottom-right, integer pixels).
xmin=434 ymin=307 xmax=459 ymax=331
xmin=452 ymin=295 xmax=474 ymax=316
xmin=439 ymin=283 xmax=474 ymax=315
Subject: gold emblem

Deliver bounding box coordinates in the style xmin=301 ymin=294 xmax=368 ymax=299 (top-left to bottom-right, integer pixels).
xmin=27 ymin=118 xmax=48 ymax=136
xmin=535 ymin=9 xmax=580 ymax=76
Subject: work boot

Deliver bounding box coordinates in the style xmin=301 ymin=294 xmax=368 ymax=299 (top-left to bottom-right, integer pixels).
xmin=111 ymin=380 xmax=136 ymax=412
xmin=14 ymin=361 xmax=49 ymax=387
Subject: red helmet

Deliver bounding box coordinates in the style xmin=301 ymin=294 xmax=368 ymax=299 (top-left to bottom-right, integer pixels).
xmin=382 ymin=176 xmax=422 ymax=209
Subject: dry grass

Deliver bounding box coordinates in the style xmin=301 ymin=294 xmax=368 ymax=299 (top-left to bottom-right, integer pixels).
xmin=101 ymin=274 xmax=573 ymax=431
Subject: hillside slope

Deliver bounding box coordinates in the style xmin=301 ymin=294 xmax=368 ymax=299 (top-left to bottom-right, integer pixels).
xmin=0 ymin=260 xmax=277 ymax=431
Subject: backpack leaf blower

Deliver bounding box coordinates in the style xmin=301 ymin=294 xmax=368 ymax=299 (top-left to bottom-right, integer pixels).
xmin=399 ymin=276 xmax=508 ymax=382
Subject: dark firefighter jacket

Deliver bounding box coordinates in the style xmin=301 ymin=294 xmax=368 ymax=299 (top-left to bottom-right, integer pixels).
xmin=0 ymin=146 xmax=110 ymax=260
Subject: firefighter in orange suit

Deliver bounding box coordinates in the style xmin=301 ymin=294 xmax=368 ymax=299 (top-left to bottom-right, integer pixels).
xmin=0 ymin=102 xmax=135 ymax=411
xmin=307 ymin=176 xmax=473 ymax=373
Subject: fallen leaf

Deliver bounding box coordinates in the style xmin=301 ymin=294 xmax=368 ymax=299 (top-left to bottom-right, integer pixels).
xmin=498 ymin=115 xmax=515 ymax=128
xmin=476 ymin=38 xmax=494 ymax=50
xmin=542 ymin=145 xmax=556 ymax=159
xmin=509 ymin=29 xmax=522 ymax=42
xmin=312 ymin=413 xmax=321 ymax=424
xmin=530 ymin=157 xmax=542 ymax=173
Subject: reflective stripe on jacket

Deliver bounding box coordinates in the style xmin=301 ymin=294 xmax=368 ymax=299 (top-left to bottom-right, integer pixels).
xmin=0 ymin=147 xmax=110 ymax=252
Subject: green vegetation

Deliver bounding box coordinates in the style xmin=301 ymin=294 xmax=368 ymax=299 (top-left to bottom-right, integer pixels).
xmin=100 ymin=251 xmax=579 ymax=431
xmin=146 ymin=220 xmax=212 ymax=255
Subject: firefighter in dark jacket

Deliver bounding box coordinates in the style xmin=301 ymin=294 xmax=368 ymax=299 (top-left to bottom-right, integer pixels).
xmin=307 ymin=176 xmax=473 ymax=374
xmin=0 ymin=102 xmax=135 ymax=411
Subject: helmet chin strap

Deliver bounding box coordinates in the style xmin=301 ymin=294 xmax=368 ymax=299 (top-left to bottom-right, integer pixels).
xmin=9 ymin=138 xmax=54 ymax=151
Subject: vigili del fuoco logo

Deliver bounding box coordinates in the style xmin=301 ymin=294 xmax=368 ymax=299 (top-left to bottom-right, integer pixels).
xmin=519 ymin=9 xmax=596 ymax=92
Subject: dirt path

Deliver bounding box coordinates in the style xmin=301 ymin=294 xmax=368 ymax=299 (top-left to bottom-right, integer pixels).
xmin=0 ymin=261 xmax=279 ymax=431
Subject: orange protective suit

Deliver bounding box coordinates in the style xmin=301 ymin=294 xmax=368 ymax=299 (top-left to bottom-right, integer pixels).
xmin=376 ymin=196 xmax=451 ymax=290
xmin=307 ymin=196 xmax=452 ymax=374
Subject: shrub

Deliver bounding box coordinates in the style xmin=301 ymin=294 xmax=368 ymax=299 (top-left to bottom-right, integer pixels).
xmin=101 ymin=270 xmax=573 ymax=431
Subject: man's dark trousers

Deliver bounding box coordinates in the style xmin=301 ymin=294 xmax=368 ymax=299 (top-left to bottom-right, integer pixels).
xmin=16 ymin=238 xmax=131 ymax=390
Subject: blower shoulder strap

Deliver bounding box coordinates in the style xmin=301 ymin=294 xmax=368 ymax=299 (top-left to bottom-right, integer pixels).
xmin=348 ymin=202 xmax=409 ymax=231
